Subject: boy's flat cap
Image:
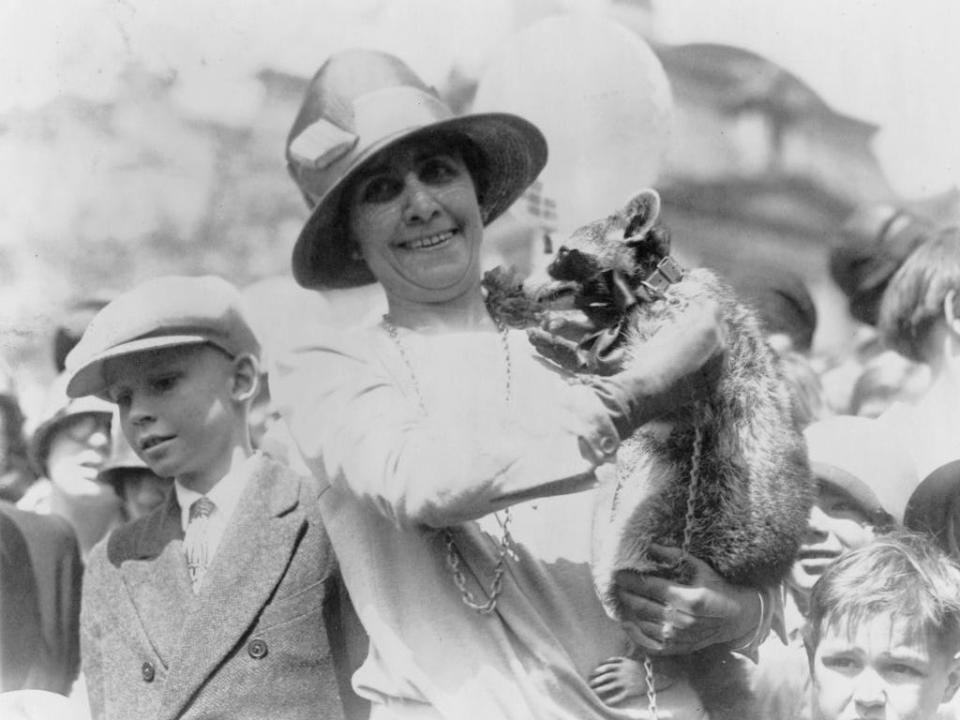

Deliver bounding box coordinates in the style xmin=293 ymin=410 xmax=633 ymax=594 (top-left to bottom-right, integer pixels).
xmin=65 ymin=275 xmax=260 ymax=400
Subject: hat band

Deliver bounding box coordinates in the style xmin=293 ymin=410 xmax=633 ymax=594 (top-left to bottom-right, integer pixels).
xmin=353 ymin=86 xmax=453 ymax=146
xmin=289 ymin=86 xmax=454 ymax=173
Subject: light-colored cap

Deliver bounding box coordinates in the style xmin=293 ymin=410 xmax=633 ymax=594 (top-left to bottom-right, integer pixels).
xmin=65 ymin=275 xmax=261 ymax=400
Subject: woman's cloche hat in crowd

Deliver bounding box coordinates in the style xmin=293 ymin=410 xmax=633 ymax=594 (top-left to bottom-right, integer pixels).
xmin=64 ymin=275 xmax=261 ymax=400
xmin=803 ymin=415 xmax=918 ymax=527
xmin=286 ymin=48 xmax=548 ymax=289
xmin=28 ymin=372 xmax=113 ymax=478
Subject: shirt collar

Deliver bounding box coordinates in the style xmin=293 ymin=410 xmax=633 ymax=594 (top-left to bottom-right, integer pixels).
xmin=174 ymin=452 xmax=259 ymax=532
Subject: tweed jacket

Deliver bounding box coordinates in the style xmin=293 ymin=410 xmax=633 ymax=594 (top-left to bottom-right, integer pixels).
xmin=80 ymin=453 xmax=346 ymax=720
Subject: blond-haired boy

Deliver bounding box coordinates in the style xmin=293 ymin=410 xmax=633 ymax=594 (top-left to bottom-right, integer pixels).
xmin=66 ymin=275 xmax=345 ymax=720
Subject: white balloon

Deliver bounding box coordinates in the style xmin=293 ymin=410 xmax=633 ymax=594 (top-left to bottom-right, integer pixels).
xmin=474 ymin=14 xmax=673 ymax=235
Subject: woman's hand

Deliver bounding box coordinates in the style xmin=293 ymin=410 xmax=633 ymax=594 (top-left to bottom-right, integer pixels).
xmin=532 ymin=297 xmax=726 ymax=439
xmin=614 ymin=545 xmax=762 ymax=656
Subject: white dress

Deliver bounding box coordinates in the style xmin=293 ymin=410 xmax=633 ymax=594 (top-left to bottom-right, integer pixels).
xmin=274 ymin=322 xmax=712 ymax=720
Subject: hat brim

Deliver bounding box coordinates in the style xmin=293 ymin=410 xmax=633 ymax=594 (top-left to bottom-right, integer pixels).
xmin=66 ymin=335 xmax=228 ymax=400
xmin=292 ymin=112 xmax=547 ymax=290
xmin=811 ymin=460 xmax=890 ymax=524
xmin=29 ymin=403 xmax=113 ymax=477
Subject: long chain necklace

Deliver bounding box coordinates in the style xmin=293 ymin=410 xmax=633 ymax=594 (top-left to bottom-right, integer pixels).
xmin=382 ymin=308 xmax=516 ymax=615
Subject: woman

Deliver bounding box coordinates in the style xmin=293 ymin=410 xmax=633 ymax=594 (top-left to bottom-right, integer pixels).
xmin=20 ymin=372 xmax=120 ymax=559
xmin=275 ymin=49 xmax=770 ymax=720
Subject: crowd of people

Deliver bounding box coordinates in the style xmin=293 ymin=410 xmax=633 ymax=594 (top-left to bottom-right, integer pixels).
xmin=2 ymin=46 xmax=960 ymax=720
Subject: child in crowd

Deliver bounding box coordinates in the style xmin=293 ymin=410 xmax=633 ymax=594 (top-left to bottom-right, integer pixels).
xmin=805 ymin=532 xmax=960 ymax=720
xmin=65 ymin=275 xmax=346 ymax=720
xmin=750 ymin=414 xmax=917 ymax=718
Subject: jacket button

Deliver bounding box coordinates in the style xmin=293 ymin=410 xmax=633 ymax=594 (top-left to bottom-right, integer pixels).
xmin=247 ymin=638 xmax=268 ymax=660
xmin=141 ymin=661 xmax=155 ymax=682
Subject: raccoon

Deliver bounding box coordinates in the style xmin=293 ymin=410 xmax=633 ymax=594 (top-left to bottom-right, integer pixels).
xmin=484 ymin=189 xmax=813 ymax=720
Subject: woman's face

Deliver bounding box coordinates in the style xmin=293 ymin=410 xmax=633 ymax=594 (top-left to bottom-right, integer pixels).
xmin=346 ymin=138 xmax=484 ymax=306
xmin=46 ymin=412 xmax=113 ymax=498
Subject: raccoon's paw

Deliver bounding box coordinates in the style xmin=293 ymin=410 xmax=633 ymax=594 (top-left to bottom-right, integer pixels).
xmin=588 ymin=656 xmax=679 ymax=706
xmin=527 ymin=324 xmax=592 ymax=372
xmin=527 ymin=313 xmax=629 ymax=375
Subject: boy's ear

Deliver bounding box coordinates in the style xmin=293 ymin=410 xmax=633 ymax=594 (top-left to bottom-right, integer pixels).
xmin=229 ymin=354 xmax=260 ymax=403
xmin=944 ymin=289 xmax=960 ymax=337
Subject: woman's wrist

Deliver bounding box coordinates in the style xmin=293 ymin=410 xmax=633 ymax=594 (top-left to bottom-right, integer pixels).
xmin=728 ymin=588 xmax=764 ymax=652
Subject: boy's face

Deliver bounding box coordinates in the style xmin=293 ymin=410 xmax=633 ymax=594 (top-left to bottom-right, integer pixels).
xmin=104 ymin=344 xmax=245 ymax=492
xmin=811 ymin=613 xmax=960 ymax=720
xmin=789 ymin=483 xmax=877 ymax=596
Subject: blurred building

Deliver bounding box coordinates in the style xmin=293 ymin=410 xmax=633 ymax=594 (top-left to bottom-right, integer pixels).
xmin=4 ymin=0 xmax=960 ymax=396
xmin=654 ymin=42 xmax=894 ymax=353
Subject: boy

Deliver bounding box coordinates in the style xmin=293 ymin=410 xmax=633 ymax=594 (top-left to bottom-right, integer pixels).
xmin=749 ymin=415 xmax=917 ymax=718
xmin=805 ymin=532 xmax=960 ymax=720
xmin=65 ymin=275 xmax=345 ymax=720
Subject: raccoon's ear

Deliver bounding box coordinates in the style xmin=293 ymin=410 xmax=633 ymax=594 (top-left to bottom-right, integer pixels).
xmin=621 ymin=189 xmax=661 ymax=243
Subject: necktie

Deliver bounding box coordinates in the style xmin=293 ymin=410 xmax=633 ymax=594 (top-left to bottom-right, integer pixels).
xmin=185 ymin=497 xmax=216 ymax=593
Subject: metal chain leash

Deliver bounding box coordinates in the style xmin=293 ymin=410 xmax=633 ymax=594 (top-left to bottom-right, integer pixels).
xmin=680 ymin=409 xmax=705 ymax=562
xmin=644 ymin=406 xmax=705 ymax=720
xmin=382 ymin=310 xmax=515 ymax=615
xmin=643 ymin=654 xmax=659 ymax=719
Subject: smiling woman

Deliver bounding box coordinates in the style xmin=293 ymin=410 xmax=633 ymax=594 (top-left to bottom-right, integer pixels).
xmin=273 ymin=48 xmax=765 ymax=720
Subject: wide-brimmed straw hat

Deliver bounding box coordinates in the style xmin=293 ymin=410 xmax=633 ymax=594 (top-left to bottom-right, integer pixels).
xmin=286 ymin=48 xmax=548 ymax=289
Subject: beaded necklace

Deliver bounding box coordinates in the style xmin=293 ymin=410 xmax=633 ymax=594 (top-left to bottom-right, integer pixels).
xmin=382 ymin=309 xmax=515 ymax=615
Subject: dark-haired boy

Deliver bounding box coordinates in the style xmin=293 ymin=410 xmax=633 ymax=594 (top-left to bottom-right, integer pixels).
xmin=66 ymin=275 xmax=345 ymax=720
xmin=805 ymin=532 xmax=960 ymax=720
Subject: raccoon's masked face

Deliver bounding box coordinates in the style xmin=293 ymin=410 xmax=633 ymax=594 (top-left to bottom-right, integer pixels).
xmin=534 ymin=189 xmax=668 ymax=326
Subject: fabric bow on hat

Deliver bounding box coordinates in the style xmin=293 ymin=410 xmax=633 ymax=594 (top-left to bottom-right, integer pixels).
xmin=288 ymin=119 xmax=359 ymax=171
